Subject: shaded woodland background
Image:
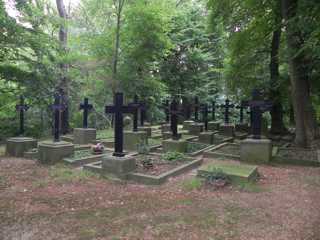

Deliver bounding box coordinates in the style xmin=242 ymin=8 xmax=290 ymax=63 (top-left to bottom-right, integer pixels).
xmin=1 ymin=0 xmax=319 ymax=147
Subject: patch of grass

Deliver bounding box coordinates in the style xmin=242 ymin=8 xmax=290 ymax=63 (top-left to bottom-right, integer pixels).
xmin=64 ymin=150 xmax=94 ymax=162
xmin=162 ymin=151 xmax=187 ymax=162
xmin=49 ymin=164 xmax=99 ymax=184
xmin=148 ymin=138 xmax=162 ymax=146
xmin=0 ymin=145 xmax=5 ymax=156
xmin=186 ymin=142 xmax=209 ymax=153
xmin=182 ymin=177 xmax=203 ymax=191
xmin=97 ymin=129 xmax=114 ymax=139
xmin=303 ymin=175 xmax=320 ymax=187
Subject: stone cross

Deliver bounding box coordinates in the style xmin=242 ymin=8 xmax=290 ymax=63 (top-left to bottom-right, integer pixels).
xmin=201 ymin=103 xmax=209 ymax=131
xmin=139 ymin=101 xmax=147 ymax=126
xmin=105 ymin=93 xmax=136 ymax=157
xmin=211 ymin=101 xmax=216 ymax=121
xmin=163 ymin=99 xmax=170 ymax=123
xmin=15 ymin=96 xmax=29 ymax=136
xmin=193 ymin=96 xmax=200 ymax=122
xmin=248 ymin=89 xmax=272 ymax=139
xmin=182 ymin=96 xmax=191 ymax=120
xmin=128 ymin=95 xmax=140 ymax=132
xmin=52 ymin=94 xmax=65 ymax=142
xmin=236 ymin=101 xmax=248 ymax=124
xmin=169 ymin=98 xmax=182 ymax=140
xmin=220 ymin=99 xmax=234 ymax=124
xmin=79 ymin=98 xmax=93 ymax=128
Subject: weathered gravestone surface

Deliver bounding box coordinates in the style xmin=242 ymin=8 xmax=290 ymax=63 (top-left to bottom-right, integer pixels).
xmin=199 ymin=103 xmax=216 ymax=144
xmin=6 ymin=96 xmax=38 ymax=157
xmin=219 ymin=99 xmax=235 ymax=137
xmin=240 ymin=90 xmax=273 ymax=164
xmin=124 ymin=95 xmax=148 ymax=152
xmin=235 ymin=101 xmax=250 ymax=132
xmin=38 ymin=94 xmax=74 ymax=164
xmin=138 ymin=101 xmax=152 ymax=137
xmin=161 ymin=99 xmax=171 ymax=133
xmin=188 ymin=97 xmax=204 ymax=135
xmin=162 ymin=98 xmax=187 ymax=153
xmin=102 ymin=92 xmax=136 ymax=178
xmin=208 ymin=101 xmax=221 ymax=131
xmin=74 ymin=98 xmax=96 ymax=145
xmin=182 ymin=97 xmax=195 ymax=130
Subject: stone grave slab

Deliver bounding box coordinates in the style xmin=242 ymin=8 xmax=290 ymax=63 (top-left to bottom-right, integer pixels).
xmin=63 ymin=149 xmax=112 ymax=167
xmin=73 ymin=128 xmax=96 ymax=145
xmin=197 ymin=161 xmax=258 ymax=183
xmin=240 ymin=139 xmax=272 ymax=164
xmin=272 ymin=147 xmax=320 ymax=166
xmin=188 ymin=122 xmax=204 ymax=136
xmin=124 ymin=130 xmax=148 ymax=152
xmin=203 ymin=143 xmax=240 ymax=160
xmin=38 ymin=141 xmax=74 ymax=164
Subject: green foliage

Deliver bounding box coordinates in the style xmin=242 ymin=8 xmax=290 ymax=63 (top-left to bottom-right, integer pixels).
xmin=201 ymin=167 xmax=230 ymax=186
xmin=162 ymin=151 xmax=187 ymax=162
xmin=182 ymin=177 xmax=203 ymax=191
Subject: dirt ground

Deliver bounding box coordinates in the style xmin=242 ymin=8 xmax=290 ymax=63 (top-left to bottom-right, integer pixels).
xmin=1 ymin=156 xmax=320 ymax=240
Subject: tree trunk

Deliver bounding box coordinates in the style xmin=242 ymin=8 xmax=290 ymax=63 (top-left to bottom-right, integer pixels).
xmin=56 ymin=0 xmax=69 ymax=134
xmin=269 ymin=27 xmax=287 ymax=135
xmin=281 ymin=0 xmax=319 ymax=147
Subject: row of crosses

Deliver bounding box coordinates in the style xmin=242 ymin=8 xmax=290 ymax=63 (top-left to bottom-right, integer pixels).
xmin=14 ymin=89 xmax=271 ymax=157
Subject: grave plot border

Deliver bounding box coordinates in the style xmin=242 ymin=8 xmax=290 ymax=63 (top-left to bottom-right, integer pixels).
xmin=203 ymin=142 xmax=240 ymax=160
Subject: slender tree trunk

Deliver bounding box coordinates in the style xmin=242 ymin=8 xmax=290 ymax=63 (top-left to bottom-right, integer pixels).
xmin=56 ymin=0 xmax=69 ymax=134
xmin=281 ymin=0 xmax=319 ymax=147
xmin=269 ymin=28 xmax=287 ymax=135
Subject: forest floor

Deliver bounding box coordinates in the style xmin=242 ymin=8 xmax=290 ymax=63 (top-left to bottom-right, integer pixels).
xmin=1 ymin=156 xmax=320 ymax=240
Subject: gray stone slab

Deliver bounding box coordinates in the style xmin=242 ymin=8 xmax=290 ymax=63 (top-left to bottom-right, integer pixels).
xmin=6 ymin=137 xmax=38 ymax=157
xmin=73 ymin=128 xmax=97 ymax=144
xmin=38 ymin=141 xmax=74 ymax=164
xmin=240 ymin=139 xmax=272 ymax=164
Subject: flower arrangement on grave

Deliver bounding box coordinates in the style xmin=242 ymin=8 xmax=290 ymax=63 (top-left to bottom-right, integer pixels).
xmin=91 ymin=142 xmax=104 ymax=154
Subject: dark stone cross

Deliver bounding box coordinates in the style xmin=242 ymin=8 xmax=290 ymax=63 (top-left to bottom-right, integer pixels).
xmin=79 ymin=98 xmax=93 ymax=128
xmin=220 ymin=99 xmax=235 ymax=124
xmin=163 ymin=99 xmax=170 ymax=123
xmin=128 ymin=95 xmax=140 ymax=132
xmin=182 ymin=97 xmax=192 ymax=120
xmin=15 ymin=95 xmax=29 ymax=136
xmin=193 ymin=97 xmax=200 ymax=122
xmin=211 ymin=101 xmax=216 ymax=121
xmin=105 ymin=93 xmax=136 ymax=157
xmin=139 ymin=101 xmax=147 ymax=126
xmin=236 ymin=101 xmax=248 ymax=124
xmin=52 ymin=94 xmax=65 ymax=142
xmin=201 ymin=103 xmax=209 ymax=131
xmin=169 ymin=98 xmax=181 ymax=140
xmin=248 ymin=89 xmax=272 ymax=139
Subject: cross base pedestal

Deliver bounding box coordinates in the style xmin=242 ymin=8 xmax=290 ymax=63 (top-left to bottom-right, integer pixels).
xmin=6 ymin=137 xmax=37 ymax=157
xmin=183 ymin=120 xmax=195 ymax=131
xmin=208 ymin=121 xmax=221 ymax=131
xmin=73 ymin=128 xmax=96 ymax=145
xmin=199 ymin=131 xmax=215 ymax=144
xmin=188 ymin=123 xmax=204 ymax=136
xmin=219 ymin=124 xmax=235 ymax=137
xmin=38 ymin=141 xmax=74 ymax=164
xmin=138 ymin=126 xmax=152 ymax=137
xmin=102 ymin=154 xmax=136 ymax=179
xmin=124 ymin=131 xmax=148 ymax=152
xmin=240 ymin=139 xmax=272 ymax=164
xmin=162 ymin=139 xmax=187 ymax=153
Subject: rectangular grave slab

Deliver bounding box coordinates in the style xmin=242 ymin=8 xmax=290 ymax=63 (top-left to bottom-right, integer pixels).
xmin=73 ymin=128 xmax=96 ymax=145
xmin=199 ymin=131 xmax=215 ymax=144
xmin=138 ymin=126 xmax=152 ymax=137
xmin=198 ymin=162 xmax=258 ymax=183
xmin=101 ymin=153 xmax=136 ymax=179
xmin=124 ymin=131 xmax=148 ymax=152
xmin=183 ymin=120 xmax=195 ymax=131
xmin=162 ymin=139 xmax=187 ymax=153
xmin=240 ymin=139 xmax=272 ymax=164
xmin=203 ymin=143 xmax=240 ymax=160
xmin=6 ymin=137 xmax=37 ymax=157
xmin=38 ymin=141 xmax=74 ymax=164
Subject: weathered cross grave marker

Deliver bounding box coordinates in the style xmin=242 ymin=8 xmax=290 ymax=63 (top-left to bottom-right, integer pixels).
xmin=6 ymin=96 xmax=37 ymax=157
xmin=103 ymin=92 xmax=137 ymax=177
xmin=138 ymin=100 xmax=152 ymax=137
xmin=188 ymin=97 xmax=204 ymax=135
xmin=124 ymin=95 xmax=148 ymax=151
xmin=199 ymin=103 xmax=216 ymax=144
xmin=208 ymin=100 xmax=221 ymax=131
xmin=240 ymin=89 xmax=273 ymax=163
xmin=38 ymin=93 xmax=74 ymax=164
xmin=74 ymin=98 xmax=96 ymax=145
xmin=161 ymin=99 xmax=171 ymax=133
xmin=162 ymin=98 xmax=188 ymax=153
xmin=235 ymin=100 xmax=250 ymax=132
xmin=16 ymin=96 xmax=29 ymax=136
xmin=219 ymin=99 xmax=235 ymax=137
